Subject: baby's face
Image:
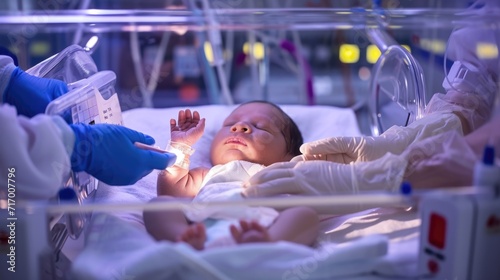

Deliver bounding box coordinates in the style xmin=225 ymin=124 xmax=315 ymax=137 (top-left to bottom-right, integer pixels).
xmin=210 ymin=103 xmax=292 ymax=166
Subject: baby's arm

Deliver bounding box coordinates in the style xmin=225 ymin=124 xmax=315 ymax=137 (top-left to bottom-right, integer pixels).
xmin=157 ymin=166 xmax=208 ymax=197
xmin=157 ymin=109 xmax=208 ymax=198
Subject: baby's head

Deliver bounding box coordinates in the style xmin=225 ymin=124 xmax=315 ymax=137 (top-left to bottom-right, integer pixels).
xmin=210 ymin=101 xmax=303 ymax=166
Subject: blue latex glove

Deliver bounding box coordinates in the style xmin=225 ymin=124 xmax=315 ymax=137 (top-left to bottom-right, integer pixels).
xmin=2 ymin=67 xmax=68 ymax=117
xmin=70 ymin=123 xmax=177 ymax=186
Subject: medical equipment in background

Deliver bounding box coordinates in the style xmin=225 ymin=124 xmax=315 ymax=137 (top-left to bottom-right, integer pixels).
xmin=369 ymin=44 xmax=427 ymax=136
xmin=26 ymin=44 xmax=98 ymax=84
xmin=129 ymin=0 xmax=235 ymax=107
xmin=14 ymin=44 xmax=123 ymax=280
xmin=366 ymin=12 xmax=426 ymax=136
xmin=417 ymin=145 xmax=500 ymax=279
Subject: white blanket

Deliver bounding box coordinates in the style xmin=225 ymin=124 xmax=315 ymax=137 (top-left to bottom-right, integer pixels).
xmin=72 ymin=213 xmax=391 ymax=280
xmin=73 ymin=105 xmax=420 ymax=279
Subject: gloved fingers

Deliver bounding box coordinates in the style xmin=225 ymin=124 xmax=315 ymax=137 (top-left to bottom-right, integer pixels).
xmin=245 ymin=167 xmax=295 ymax=187
xmin=291 ymin=154 xmax=322 ymax=162
xmin=256 ymin=161 xmax=299 ymax=172
xmin=121 ymin=126 xmax=156 ymax=145
xmin=298 ymin=142 xmax=355 ymax=163
xmin=243 ymin=178 xmax=302 ymax=197
xmin=404 ymin=130 xmax=476 ymax=189
xmin=300 ymin=137 xmax=355 ymax=155
xmin=290 ymin=155 xmax=305 ymax=162
xmin=292 ymin=153 xmax=347 ymax=163
xmin=141 ymin=150 xmax=178 ymax=169
xmin=48 ymin=79 xmax=69 ymax=100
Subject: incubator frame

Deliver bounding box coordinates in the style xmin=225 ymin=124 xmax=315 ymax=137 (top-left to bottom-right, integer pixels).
xmin=1 ymin=3 xmax=500 ymax=280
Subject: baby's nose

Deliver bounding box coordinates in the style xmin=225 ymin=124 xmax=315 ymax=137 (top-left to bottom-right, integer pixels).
xmin=231 ymin=122 xmax=251 ymax=133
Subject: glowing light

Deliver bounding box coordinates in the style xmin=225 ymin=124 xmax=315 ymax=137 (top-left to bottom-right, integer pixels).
xmin=243 ymin=42 xmax=265 ymax=60
xmin=179 ymin=84 xmax=200 ymax=102
xmin=358 ymin=66 xmax=371 ymax=81
xmin=30 ymin=41 xmax=50 ymax=56
xmin=420 ymin=39 xmax=431 ymax=51
xmin=420 ymin=39 xmax=445 ymax=54
xmin=430 ymin=40 xmax=445 ymax=54
xmin=85 ymin=36 xmax=99 ymax=50
xmin=366 ymin=44 xmax=381 ymax=64
xmin=476 ymin=42 xmax=498 ymax=59
xmin=204 ymin=41 xmax=214 ymax=64
xmin=171 ymin=26 xmax=188 ymax=36
xmin=402 ymin=45 xmax=411 ymax=53
xmin=339 ymin=44 xmax=359 ymax=64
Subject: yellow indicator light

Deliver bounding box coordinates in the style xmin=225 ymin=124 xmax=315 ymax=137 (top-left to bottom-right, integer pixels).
xmin=430 ymin=40 xmax=445 ymax=54
xmin=30 ymin=42 xmax=50 ymax=56
xmin=476 ymin=43 xmax=498 ymax=59
xmin=204 ymin=41 xmax=214 ymax=64
xmin=366 ymin=44 xmax=381 ymax=64
xmin=419 ymin=39 xmax=444 ymax=54
xmin=243 ymin=42 xmax=265 ymax=60
xmin=402 ymin=45 xmax=411 ymax=53
xmin=339 ymin=44 xmax=359 ymax=64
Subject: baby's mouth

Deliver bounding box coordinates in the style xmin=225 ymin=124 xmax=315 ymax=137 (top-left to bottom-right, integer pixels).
xmin=225 ymin=137 xmax=247 ymax=146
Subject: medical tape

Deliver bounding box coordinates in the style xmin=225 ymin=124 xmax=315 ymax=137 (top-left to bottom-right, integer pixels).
xmin=165 ymin=141 xmax=195 ymax=169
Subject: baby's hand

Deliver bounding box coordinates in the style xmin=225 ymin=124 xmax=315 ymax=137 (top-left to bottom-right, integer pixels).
xmin=170 ymin=109 xmax=205 ymax=145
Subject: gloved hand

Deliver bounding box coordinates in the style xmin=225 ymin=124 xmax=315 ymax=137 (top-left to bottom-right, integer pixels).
xmin=70 ymin=123 xmax=177 ymax=186
xmin=403 ymin=130 xmax=478 ymax=189
xmin=170 ymin=109 xmax=205 ymax=145
xmin=293 ymin=112 xmax=463 ymax=164
xmin=2 ymin=67 xmax=68 ymax=117
xmin=243 ymin=152 xmax=407 ymax=197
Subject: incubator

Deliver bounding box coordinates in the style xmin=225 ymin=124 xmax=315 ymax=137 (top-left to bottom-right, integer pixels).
xmin=1 ymin=1 xmax=500 ymax=279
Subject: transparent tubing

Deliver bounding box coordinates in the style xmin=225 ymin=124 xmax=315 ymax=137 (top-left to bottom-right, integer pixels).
xmin=202 ymin=0 xmax=234 ymax=105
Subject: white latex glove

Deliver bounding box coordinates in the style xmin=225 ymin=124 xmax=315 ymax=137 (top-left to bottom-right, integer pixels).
xmin=294 ymin=112 xmax=463 ymax=164
xmin=403 ymin=130 xmax=478 ymax=189
xmin=243 ymin=152 xmax=407 ymax=197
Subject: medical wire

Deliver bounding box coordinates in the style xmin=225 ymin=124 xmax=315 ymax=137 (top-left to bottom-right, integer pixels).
xmin=252 ymin=30 xmax=315 ymax=105
xmin=129 ymin=0 xmax=173 ymax=107
xmin=129 ymin=28 xmax=151 ymax=107
xmin=200 ymin=0 xmax=234 ymax=105
xmin=248 ymin=29 xmax=262 ymax=100
xmin=72 ymin=0 xmax=91 ymax=45
xmin=254 ymin=30 xmax=298 ymax=74
xmin=224 ymin=30 xmax=234 ymax=83
xmin=147 ymin=32 xmax=171 ymax=94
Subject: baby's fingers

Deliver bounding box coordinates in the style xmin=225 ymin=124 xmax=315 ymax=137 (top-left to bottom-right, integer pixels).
xmin=170 ymin=119 xmax=177 ymax=132
xmin=184 ymin=109 xmax=193 ymax=121
xmin=177 ymin=110 xmax=186 ymax=124
xmin=193 ymin=111 xmax=201 ymax=121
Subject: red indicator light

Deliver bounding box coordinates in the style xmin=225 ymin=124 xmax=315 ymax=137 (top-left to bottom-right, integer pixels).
xmin=428 ymin=259 xmax=439 ymax=274
xmin=428 ymin=213 xmax=446 ymax=249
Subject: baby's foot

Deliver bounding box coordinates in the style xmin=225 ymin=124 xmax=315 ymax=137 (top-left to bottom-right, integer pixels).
xmin=178 ymin=223 xmax=206 ymax=250
xmin=230 ymin=220 xmax=271 ymax=244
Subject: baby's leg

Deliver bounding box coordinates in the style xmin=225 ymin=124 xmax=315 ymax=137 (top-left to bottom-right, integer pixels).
xmin=143 ymin=196 xmax=206 ymax=250
xmin=230 ymin=206 xmax=319 ymax=246
xmin=267 ymin=206 xmax=319 ymax=246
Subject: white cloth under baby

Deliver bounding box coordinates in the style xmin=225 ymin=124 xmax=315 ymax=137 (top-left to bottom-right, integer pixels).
xmin=183 ymin=160 xmax=279 ymax=247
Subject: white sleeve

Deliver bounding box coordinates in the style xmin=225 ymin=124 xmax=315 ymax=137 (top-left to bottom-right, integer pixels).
xmin=0 ymin=104 xmax=75 ymax=200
